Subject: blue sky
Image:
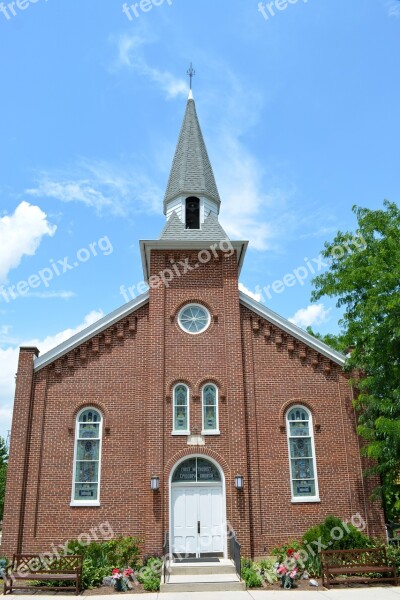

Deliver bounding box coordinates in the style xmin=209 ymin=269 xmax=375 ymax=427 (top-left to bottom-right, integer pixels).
xmin=0 ymin=0 xmax=399 ymax=440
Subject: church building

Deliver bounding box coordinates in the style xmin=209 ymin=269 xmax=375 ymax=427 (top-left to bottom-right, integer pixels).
xmin=2 ymin=89 xmax=385 ymax=562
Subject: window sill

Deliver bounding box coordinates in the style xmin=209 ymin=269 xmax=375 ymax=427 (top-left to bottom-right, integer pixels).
xmin=201 ymin=430 xmax=220 ymax=436
xmin=291 ymin=497 xmax=320 ymax=504
xmin=70 ymin=501 xmax=101 ymax=507
xmin=171 ymin=431 xmax=191 ymax=436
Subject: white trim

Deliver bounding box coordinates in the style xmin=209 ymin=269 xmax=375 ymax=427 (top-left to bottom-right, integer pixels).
xmin=286 ymin=405 xmax=320 ymax=503
xmin=172 ymin=383 xmax=190 ymax=435
xmin=140 ymin=240 xmax=248 ymax=281
xmin=178 ymin=303 xmax=211 ymax=335
xmin=34 ymin=292 xmax=149 ymax=371
xmin=239 ymin=291 xmax=346 ymax=366
xmin=169 ymin=454 xmax=228 ymax=559
xmin=201 ymin=383 xmax=220 ymax=435
xmin=71 ymin=407 xmax=103 ymax=507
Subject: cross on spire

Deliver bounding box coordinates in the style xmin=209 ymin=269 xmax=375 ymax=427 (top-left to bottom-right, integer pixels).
xmin=187 ymin=62 xmax=195 ymax=90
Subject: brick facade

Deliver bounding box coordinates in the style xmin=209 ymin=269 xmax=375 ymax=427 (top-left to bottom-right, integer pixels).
xmin=1 ymin=248 xmax=386 ymax=560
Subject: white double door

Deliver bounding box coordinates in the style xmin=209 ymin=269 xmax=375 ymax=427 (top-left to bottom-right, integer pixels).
xmin=171 ymin=485 xmax=225 ymax=557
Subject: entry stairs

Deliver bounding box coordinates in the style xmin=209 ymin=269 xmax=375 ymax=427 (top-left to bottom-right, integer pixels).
xmin=160 ymin=558 xmax=246 ymax=593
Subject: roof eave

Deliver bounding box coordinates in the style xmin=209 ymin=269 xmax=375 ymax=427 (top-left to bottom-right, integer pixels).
xmin=33 ymin=292 xmax=150 ymax=372
xmin=140 ymin=239 xmax=248 ymax=281
xmin=163 ymin=191 xmax=221 ymax=215
xmin=239 ymin=291 xmax=346 ymax=367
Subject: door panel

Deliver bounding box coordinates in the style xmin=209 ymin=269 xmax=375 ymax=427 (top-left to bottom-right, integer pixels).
xmin=199 ymin=487 xmax=224 ymax=555
xmin=172 ymin=486 xmax=224 ymax=557
xmin=172 ymin=487 xmax=197 ymax=555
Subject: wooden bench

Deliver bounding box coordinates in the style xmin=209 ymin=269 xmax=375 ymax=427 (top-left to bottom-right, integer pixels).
xmin=321 ymin=547 xmax=397 ymax=589
xmin=3 ymin=554 xmax=83 ymax=595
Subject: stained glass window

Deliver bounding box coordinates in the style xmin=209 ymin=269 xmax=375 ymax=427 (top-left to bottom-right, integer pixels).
xmin=202 ymin=384 xmax=219 ymax=432
xmin=73 ymin=408 xmax=102 ymax=502
xmin=178 ymin=304 xmax=210 ymax=334
xmin=172 ymin=457 xmax=221 ymax=482
xmin=173 ymin=385 xmax=189 ymax=433
xmin=287 ymin=407 xmax=318 ymax=500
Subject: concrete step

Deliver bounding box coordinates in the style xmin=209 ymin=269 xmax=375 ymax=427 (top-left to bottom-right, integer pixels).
xmin=160 ymin=580 xmax=246 ymax=593
xmin=168 ymin=559 xmax=237 ymax=575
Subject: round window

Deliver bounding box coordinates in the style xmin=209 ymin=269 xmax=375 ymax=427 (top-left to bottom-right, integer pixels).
xmin=178 ymin=303 xmax=211 ymax=335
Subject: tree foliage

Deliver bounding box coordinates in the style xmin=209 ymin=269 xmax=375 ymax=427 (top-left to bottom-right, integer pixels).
xmin=0 ymin=436 xmax=8 ymax=521
xmin=311 ymin=200 xmax=400 ymax=514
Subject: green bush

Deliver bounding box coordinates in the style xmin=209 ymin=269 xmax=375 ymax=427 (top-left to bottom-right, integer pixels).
xmin=386 ymin=544 xmax=400 ymax=575
xmin=66 ymin=536 xmax=142 ymax=590
xmin=241 ymin=558 xmax=263 ymax=588
xmin=302 ymin=515 xmax=374 ymax=552
xmin=136 ymin=555 xmax=162 ymax=591
xmin=256 ymin=559 xmax=278 ymax=584
xmin=143 ymin=577 xmax=160 ymax=591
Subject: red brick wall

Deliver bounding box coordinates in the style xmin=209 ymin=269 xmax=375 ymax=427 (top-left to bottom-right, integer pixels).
xmin=1 ymin=249 xmax=386 ymax=560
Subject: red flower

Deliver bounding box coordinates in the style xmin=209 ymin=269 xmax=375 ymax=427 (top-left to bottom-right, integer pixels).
xmin=112 ymin=568 xmax=121 ymax=574
xmin=287 ymin=548 xmax=294 ymax=556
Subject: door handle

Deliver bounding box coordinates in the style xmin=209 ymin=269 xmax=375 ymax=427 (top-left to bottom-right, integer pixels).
xmin=197 ymin=521 xmax=200 ymax=534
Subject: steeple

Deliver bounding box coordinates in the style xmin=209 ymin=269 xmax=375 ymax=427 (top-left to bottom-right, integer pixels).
xmin=163 ymin=91 xmax=221 ymax=220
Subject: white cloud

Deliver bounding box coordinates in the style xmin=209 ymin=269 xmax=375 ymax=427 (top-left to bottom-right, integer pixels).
xmin=112 ymin=33 xmax=187 ymax=99
xmin=289 ymin=303 xmax=332 ymax=328
xmin=0 ymin=310 xmax=104 ymax=440
xmin=26 ymin=291 xmax=77 ymax=299
xmin=26 ymin=159 xmax=163 ymax=217
xmin=239 ymin=282 xmax=263 ymax=302
xmin=0 ymin=202 xmax=56 ymax=282
xmin=386 ymin=1 xmax=400 ymax=17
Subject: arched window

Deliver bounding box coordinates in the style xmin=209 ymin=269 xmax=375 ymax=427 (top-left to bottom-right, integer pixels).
xmin=286 ymin=406 xmax=319 ymax=502
xmin=185 ymin=197 xmax=200 ymax=230
xmin=202 ymin=384 xmax=219 ymax=434
xmin=173 ymin=384 xmax=189 ymax=434
xmin=72 ymin=408 xmax=102 ymax=505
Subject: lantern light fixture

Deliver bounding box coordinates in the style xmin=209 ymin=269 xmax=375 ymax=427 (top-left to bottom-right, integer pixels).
xmin=235 ymin=474 xmax=244 ymax=490
xmin=151 ymin=476 xmax=160 ymax=491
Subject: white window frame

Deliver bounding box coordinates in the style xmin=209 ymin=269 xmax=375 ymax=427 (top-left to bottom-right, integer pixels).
xmin=201 ymin=383 xmax=220 ymax=435
xmin=71 ymin=407 xmax=103 ymax=507
xmin=178 ymin=303 xmax=211 ymax=335
xmin=172 ymin=383 xmax=190 ymax=435
xmin=286 ymin=405 xmax=320 ymax=503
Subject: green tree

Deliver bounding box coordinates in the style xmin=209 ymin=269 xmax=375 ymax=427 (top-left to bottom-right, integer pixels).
xmin=306 ymin=326 xmax=347 ymax=353
xmin=310 ymin=200 xmax=400 ymax=515
xmin=0 ymin=436 xmax=8 ymax=521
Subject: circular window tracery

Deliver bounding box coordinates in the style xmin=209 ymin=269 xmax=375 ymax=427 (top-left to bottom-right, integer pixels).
xmin=178 ymin=303 xmax=210 ymax=334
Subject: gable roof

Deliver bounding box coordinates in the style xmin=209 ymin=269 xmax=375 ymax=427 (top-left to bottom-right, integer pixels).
xmin=163 ymin=97 xmax=221 ymax=213
xmin=239 ymin=291 xmax=346 ymax=366
xmin=159 ymin=210 xmax=229 ymax=242
xmin=33 ymin=292 xmax=149 ymax=372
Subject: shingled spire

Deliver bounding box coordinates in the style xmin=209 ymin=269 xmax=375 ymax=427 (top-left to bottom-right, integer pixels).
xmin=163 ymin=92 xmax=221 ymax=216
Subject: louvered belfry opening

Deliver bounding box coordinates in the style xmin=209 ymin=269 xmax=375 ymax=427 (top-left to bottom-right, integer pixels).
xmin=185 ymin=196 xmax=200 ymax=229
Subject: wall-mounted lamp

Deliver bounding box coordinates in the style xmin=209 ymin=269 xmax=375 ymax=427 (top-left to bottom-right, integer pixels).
xmin=151 ymin=476 xmax=160 ymax=491
xmin=235 ymin=475 xmax=244 ymax=490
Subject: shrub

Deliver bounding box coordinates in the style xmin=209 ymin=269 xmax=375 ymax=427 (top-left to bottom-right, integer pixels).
xmin=143 ymin=577 xmax=160 ymax=591
xmin=386 ymin=544 xmax=400 ymax=575
xmin=66 ymin=536 xmax=142 ymax=589
xmin=241 ymin=558 xmax=263 ymax=588
xmin=302 ymin=515 xmax=374 ymax=552
xmin=256 ymin=559 xmax=278 ymax=584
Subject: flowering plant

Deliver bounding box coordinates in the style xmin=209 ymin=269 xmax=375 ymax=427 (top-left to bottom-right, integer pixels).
xmin=274 ymin=548 xmax=302 ymax=589
xmin=112 ymin=568 xmax=134 ymax=591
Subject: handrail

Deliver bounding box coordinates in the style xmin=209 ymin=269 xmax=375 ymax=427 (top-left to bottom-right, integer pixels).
xmin=162 ymin=532 xmax=169 ymax=583
xmin=229 ymin=530 xmax=241 ymax=579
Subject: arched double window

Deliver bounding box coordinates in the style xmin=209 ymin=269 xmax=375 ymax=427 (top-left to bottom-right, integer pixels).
xmin=202 ymin=384 xmax=219 ymax=434
xmin=173 ymin=384 xmax=190 ymax=434
xmin=71 ymin=408 xmax=102 ymax=505
xmin=286 ymin=406 xmax=319 ymax=502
